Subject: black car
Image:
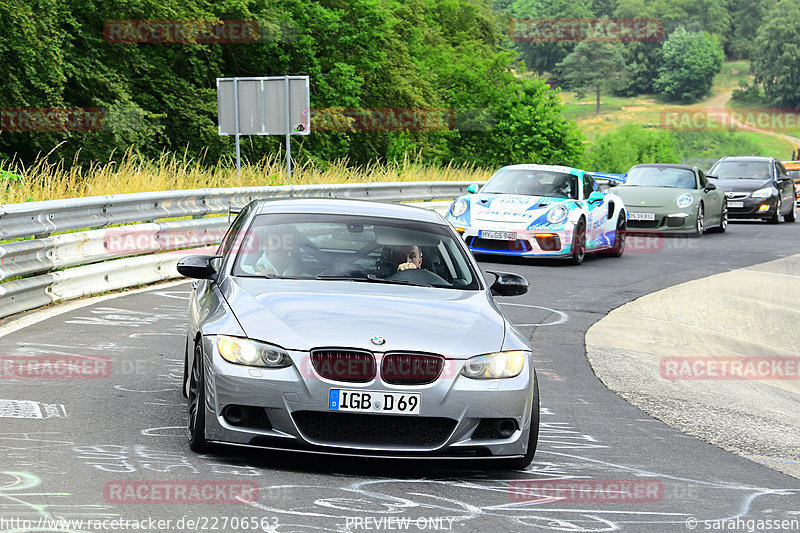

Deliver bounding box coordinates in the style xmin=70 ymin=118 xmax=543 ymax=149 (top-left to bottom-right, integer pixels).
xmin=707 ymin=156 xmax=797 ymax=224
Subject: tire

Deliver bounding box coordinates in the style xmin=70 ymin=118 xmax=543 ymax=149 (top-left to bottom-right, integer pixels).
xmin=768 ymin=198 xmax=781 ymax=224
xmin=786 ymin=199 xmax=796 ymax=222
xmin=692 ymin=203 xmax=704 ymax=237
xmin=569 ymin=218 xmax=586 ymax=265
xmin=708 ymin=199 xmax=728 ymax=233
xmin=489 ymin=372 xmax=540 ymax=470
xmin=608 ymin=212 xmax=626 ymax=257
xmin=187 ymin=342 xmax=210 ymax=453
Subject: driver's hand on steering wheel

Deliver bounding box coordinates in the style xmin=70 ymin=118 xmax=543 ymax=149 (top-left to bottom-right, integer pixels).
xmin=397 ymin=261 xmax=418 ymax=272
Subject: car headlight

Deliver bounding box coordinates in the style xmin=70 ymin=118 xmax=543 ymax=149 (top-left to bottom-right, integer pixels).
xmin=676 ymin=194 xmax=694 ymax=208
xmin=460 ymin=350 xmax=528 ymax=379
xmin=546 ymin=205 xmax=568 ymax=224
xmin=450 ymin=199 xmax=469 ymax=217
xmin=216 ymin=335 xmax=292 ymax=368
xmin=751 ymin=187 xmax=773 ymax=198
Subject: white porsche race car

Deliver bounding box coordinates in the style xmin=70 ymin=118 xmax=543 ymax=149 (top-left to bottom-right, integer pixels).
xmin=445 ymin=164 xmax=627 ymax=265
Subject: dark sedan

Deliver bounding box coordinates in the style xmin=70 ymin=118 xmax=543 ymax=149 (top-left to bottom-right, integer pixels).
xmin=707 ymin=156 xmax=797 ymax=223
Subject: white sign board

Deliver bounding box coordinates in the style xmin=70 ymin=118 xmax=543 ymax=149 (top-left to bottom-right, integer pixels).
xmin=217 ymin=76 xmax=310 ymax=136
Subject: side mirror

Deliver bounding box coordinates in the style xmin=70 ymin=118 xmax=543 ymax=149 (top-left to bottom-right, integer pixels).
xmin=177 ymin=255 xmax=221 ymax=280
xmin=587 ymin=191 xmax=604 ymax=203
xmin=467 ymin=183 xmax=480 ymax=194
xmin=487 ymin=270 xmax=529 ymax=297
xmin=704 ymin=182 xmax=717 ymax=191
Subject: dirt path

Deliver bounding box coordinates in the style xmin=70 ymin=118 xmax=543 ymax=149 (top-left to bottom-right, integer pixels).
xmin=694 ymin=89 xmax=800 ymax=148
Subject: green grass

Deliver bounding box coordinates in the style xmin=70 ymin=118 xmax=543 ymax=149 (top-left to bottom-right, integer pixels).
xmin=736 ymin=131 xmax=796 ymax=159
xmin=711 ymin=60 xmax=752 ymax=96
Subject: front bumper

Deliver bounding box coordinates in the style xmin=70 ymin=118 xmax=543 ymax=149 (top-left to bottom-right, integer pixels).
xmin=199 ymin=336 xmax=537 ymax=459
xmin=624 ymin=206 xmax=698 ymax=233
xmin=727 ymin=195 xmax=777 ymax=219
xmin=457 ymin=225 xmax=576 ymax=258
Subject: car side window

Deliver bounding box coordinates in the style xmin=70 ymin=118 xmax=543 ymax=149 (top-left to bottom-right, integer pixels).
xmin=697 ymin=170 xmax=707 ymax=188
xmin=776 ymin=162 xmax=788 ymax=177
xmin=582 ymin=175 xmax=596 ymax=199
xmin=218 ymin=205 xmax=250 ymax=256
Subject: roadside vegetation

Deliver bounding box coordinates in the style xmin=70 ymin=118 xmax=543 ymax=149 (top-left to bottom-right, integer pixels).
xmin=0 ymin=151 xmax=492 ymax=204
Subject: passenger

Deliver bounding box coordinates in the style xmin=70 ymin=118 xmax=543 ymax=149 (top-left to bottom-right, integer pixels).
xmin=243 ymin=226 xmax=301 ymax=276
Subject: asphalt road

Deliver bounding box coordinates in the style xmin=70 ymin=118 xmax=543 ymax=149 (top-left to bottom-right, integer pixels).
xmin=1 ymin=219 xmax=799 ymax=533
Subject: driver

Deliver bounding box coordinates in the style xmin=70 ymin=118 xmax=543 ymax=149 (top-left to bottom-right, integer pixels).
xmin=550 ymin=174 xmax=573 ymax=198
xmin=395 ymin=245 xmax=423 ymax=272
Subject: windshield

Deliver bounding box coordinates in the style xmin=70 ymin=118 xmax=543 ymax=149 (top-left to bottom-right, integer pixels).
xmin=229 ymin=213 xmax=481 ymax=290
xmin=710 ymin=161 xmax=772 ymax=180
xmin=786 ymin=170 xmax=800 ymax=179
xmin=482 ymin=169 xmax=579 ymax=199
xmin=623 ymin=167 xmax=697 ymax=189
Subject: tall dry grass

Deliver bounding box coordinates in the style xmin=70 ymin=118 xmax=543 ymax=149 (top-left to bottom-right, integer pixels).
xmin=1 ymin=149 xmax=492 ymax=204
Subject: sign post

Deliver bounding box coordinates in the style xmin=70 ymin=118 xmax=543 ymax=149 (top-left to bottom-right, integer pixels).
xmin=217 ymin=76 xmax=310 ymax=183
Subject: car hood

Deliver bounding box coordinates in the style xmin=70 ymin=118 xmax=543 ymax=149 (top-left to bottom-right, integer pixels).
xmin=468 ymin=194 xmax=573 ymax=225
xmin=710 ymin=178 xmax=772 ymax=192
xmin=615 ymin=186 xmax=693 ymax=208
xmin=220 ymin=278 xmax=507 ymax=358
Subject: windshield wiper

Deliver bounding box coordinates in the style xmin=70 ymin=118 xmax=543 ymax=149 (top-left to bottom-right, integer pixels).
xmin=315 ymin=274 xmax=431 ymax=287
xmin=365 ymin=274 xmax=431 ymax=287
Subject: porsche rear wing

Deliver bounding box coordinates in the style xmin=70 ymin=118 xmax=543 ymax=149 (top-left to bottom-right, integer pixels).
xmin=588 ymin=171 xmax=625 ymax=191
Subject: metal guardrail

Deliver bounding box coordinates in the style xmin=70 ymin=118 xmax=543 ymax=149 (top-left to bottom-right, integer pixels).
xmin=0 ymin=182 xmax=476 ymax=321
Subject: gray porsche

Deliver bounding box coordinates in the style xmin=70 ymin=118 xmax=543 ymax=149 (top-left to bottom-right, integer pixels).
xmin=177 ymin=199 xmax=539 ymax=469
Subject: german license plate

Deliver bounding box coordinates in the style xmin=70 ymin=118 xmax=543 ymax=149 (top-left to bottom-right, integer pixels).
xmin=479 ymin=230 xmax=516 ymax=240
xmin=627 ymin=212 xmax=655 ymax=221
xmin=728 ymin=201 xmax=744 ymax=208
xmin=329 ymin=389 xmax=420 ymax=415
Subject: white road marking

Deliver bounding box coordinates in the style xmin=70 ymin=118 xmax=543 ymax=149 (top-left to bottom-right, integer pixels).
xmin=0 ymin=400 xmax=67 ymax=419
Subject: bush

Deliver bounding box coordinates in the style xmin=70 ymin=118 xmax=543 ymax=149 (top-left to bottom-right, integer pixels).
xmin=582 ymin=124 xmax=680 ymax=173
xmin=731 ymin=81 xmax=768 ymax=105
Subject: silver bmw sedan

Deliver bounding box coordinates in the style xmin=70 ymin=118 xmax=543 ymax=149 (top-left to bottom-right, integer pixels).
xmin=178 ymin=198 xmax=539 ymax=469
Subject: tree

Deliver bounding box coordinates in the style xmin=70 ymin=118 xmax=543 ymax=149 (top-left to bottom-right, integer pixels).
xmin=508 ymin=0 xmax=593 ymax=75
xmin=0 ymin=0 xmax=585 ymax=170
xmin=612 ymin=0 xmax=729 ymax=96
xmin=556 ymin=42 xmax=626 ymax=114
xmin=727 ymin=0 xmax=772 ymax=59
xmin=653 ymin=27 xmax=724 ymax=102
xmin=752 ymin=0 xmax=800 ymax=108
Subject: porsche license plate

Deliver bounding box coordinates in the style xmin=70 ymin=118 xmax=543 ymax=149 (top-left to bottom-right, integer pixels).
xmin=329 ymin=389 xmax=420 ymax=415
xmin=728 ymin=201 xmax=744 ymax=208
xmin=627 ymin=212 xmax=655 ymax=221
xmin=480 ymin=230 xmax=516 ymax=240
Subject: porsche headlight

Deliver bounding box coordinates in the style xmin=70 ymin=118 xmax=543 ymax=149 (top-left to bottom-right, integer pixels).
xmin=450 ymin=199 xmax=469 ymax=217
xmin=460 ymin=350 xmax=528 ymax=379
xmin=751 ymin=187 xmax=773 ymax=198
xmin=546 ymin=205 xmax=569 ymax=224
xmin=216 ymin=335 xmax=292 ymax=368
xmin=676 ymin=194 xmax=694 ymax=208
